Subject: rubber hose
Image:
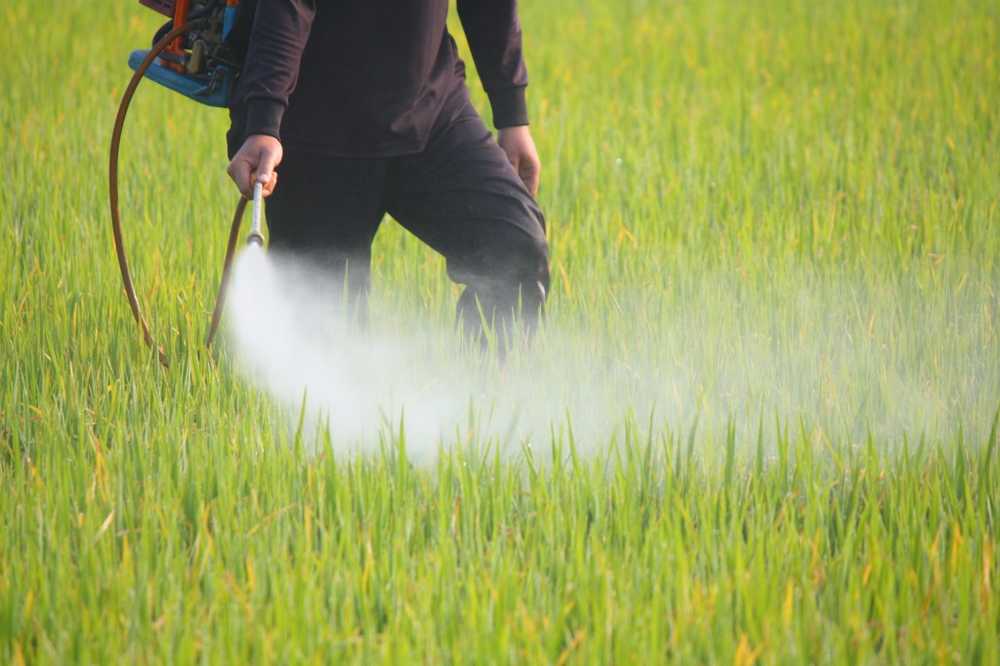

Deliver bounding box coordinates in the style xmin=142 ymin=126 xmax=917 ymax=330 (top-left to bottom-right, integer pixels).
xmin=205 ymin=197 xmax=248 ymax=347
xmin=109 ymin=19 xmax=247 ymax=368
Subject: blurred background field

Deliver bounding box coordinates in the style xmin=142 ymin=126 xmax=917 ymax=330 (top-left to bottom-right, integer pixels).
xmin=1 ymin=0 xmax=998 ymax=662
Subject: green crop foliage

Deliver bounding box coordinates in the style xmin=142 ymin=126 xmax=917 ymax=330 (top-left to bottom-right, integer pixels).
xmin=2 ymin=0 xmax=998 ymax=663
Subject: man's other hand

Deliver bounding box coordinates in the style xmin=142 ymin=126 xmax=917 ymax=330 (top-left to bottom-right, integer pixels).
xmin=497 ymin=126 xmax=540 ymax=197
xmin=227 ymin=134 xmax=283 ymax=199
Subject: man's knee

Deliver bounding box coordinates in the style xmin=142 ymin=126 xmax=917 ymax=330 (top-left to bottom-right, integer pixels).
xmin=480 ymin=230 xmax=549 ymax=307
xmin=473 ymin=228 xmax=548 ymax=315
xmin=508 ymin=227 xmax=549 ymax=288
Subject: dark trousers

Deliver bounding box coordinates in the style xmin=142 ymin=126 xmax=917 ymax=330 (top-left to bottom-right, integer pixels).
xmin=265 ymin=96 xmax=549 ymax=345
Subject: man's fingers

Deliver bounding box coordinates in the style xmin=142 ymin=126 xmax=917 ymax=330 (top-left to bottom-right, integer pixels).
xmin=506 ymin=152 xmax=520 ymax=174
xmin=250 ymin=170 xmax=279 ymax=197
xmin=226 ymin=135 xmax=283 ymax=199
xmin=509 ymin=152 xmax=536 ymax=194
xmin=497 ymin=126 xmax=541 ymax=196
xmin=256 ymin=149 xmax=280 ymax=185
xmin=254 ymin=147 xmax=282 ymax=197
xmin=525 ymin=171 xmax=540 ymax=197
xmin=520 ymin=160 xmax=540 ymax=197
xmin=523 ymin=172 xmax=540 ymax=197
xmin=227 ymin=157 xmax=253 ymax=199
xmin=262 ymin=172 xmax=278 ymax=197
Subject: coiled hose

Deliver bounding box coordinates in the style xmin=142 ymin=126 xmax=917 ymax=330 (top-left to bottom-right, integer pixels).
xmin=109 ymin=20 xmax=248 ymax=368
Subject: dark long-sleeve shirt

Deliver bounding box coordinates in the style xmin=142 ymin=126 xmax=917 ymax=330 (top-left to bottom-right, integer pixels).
xmin=227 ymin=0 xmax=529 ymax=158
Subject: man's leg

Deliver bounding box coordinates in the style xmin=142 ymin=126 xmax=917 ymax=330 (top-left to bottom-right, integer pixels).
xmin=385 ymin=99 xmax=549 ymax=348
xmin=265 ymin=150 xmax=388 ymax=323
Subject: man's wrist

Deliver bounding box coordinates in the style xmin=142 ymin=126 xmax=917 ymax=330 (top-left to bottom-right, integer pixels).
xmin=498 ymin=125 xmax=530 ymax=136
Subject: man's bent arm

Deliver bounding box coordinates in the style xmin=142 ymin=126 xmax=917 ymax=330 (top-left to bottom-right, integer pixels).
xmin=236 ymin=0 xmax=318 ymax=141
xmin=457 ymin=0 xmax=529 ymax=129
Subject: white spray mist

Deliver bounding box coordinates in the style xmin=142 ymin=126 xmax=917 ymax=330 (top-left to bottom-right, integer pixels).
xmin=225 ymin=247 xmax=999 ymax=460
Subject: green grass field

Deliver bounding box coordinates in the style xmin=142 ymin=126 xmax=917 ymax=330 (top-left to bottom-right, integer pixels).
xmin=3 ymin=0 xmax=999 ymax=662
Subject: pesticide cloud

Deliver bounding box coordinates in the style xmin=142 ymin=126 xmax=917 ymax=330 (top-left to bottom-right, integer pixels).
xmin=225 ymin=247 xmax=999 ymax=459
xmin=227 ymin=246 xmax=485 ymax=452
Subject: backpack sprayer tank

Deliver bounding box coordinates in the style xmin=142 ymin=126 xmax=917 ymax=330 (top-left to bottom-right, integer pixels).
xmin=109 ymin=0 xmax=258 ymax=366
xmin=129 ymin=0 xmax=242 ymax=106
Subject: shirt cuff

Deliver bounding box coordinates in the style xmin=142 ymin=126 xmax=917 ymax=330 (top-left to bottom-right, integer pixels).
xmin=244 ymin=98 xmax=286 ymax=140
xmin=487 ymin=86 xmax=529 ymax=129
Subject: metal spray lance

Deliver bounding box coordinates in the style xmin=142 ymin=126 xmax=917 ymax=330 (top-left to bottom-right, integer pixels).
xmin=246 ymin=181 xmax=265 ymax=246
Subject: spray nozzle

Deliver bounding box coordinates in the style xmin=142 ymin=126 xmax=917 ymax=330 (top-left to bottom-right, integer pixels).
xmin=246 ymin=181 xmax=265 ymax=247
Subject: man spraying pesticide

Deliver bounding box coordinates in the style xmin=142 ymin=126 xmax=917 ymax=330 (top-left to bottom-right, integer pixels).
xmin=110 ymin=0 xmax=549 ymax=363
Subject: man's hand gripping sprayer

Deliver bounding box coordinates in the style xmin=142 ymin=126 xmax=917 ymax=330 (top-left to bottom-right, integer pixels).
xmin=109 ymin=0 xmax=259 ymax=366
